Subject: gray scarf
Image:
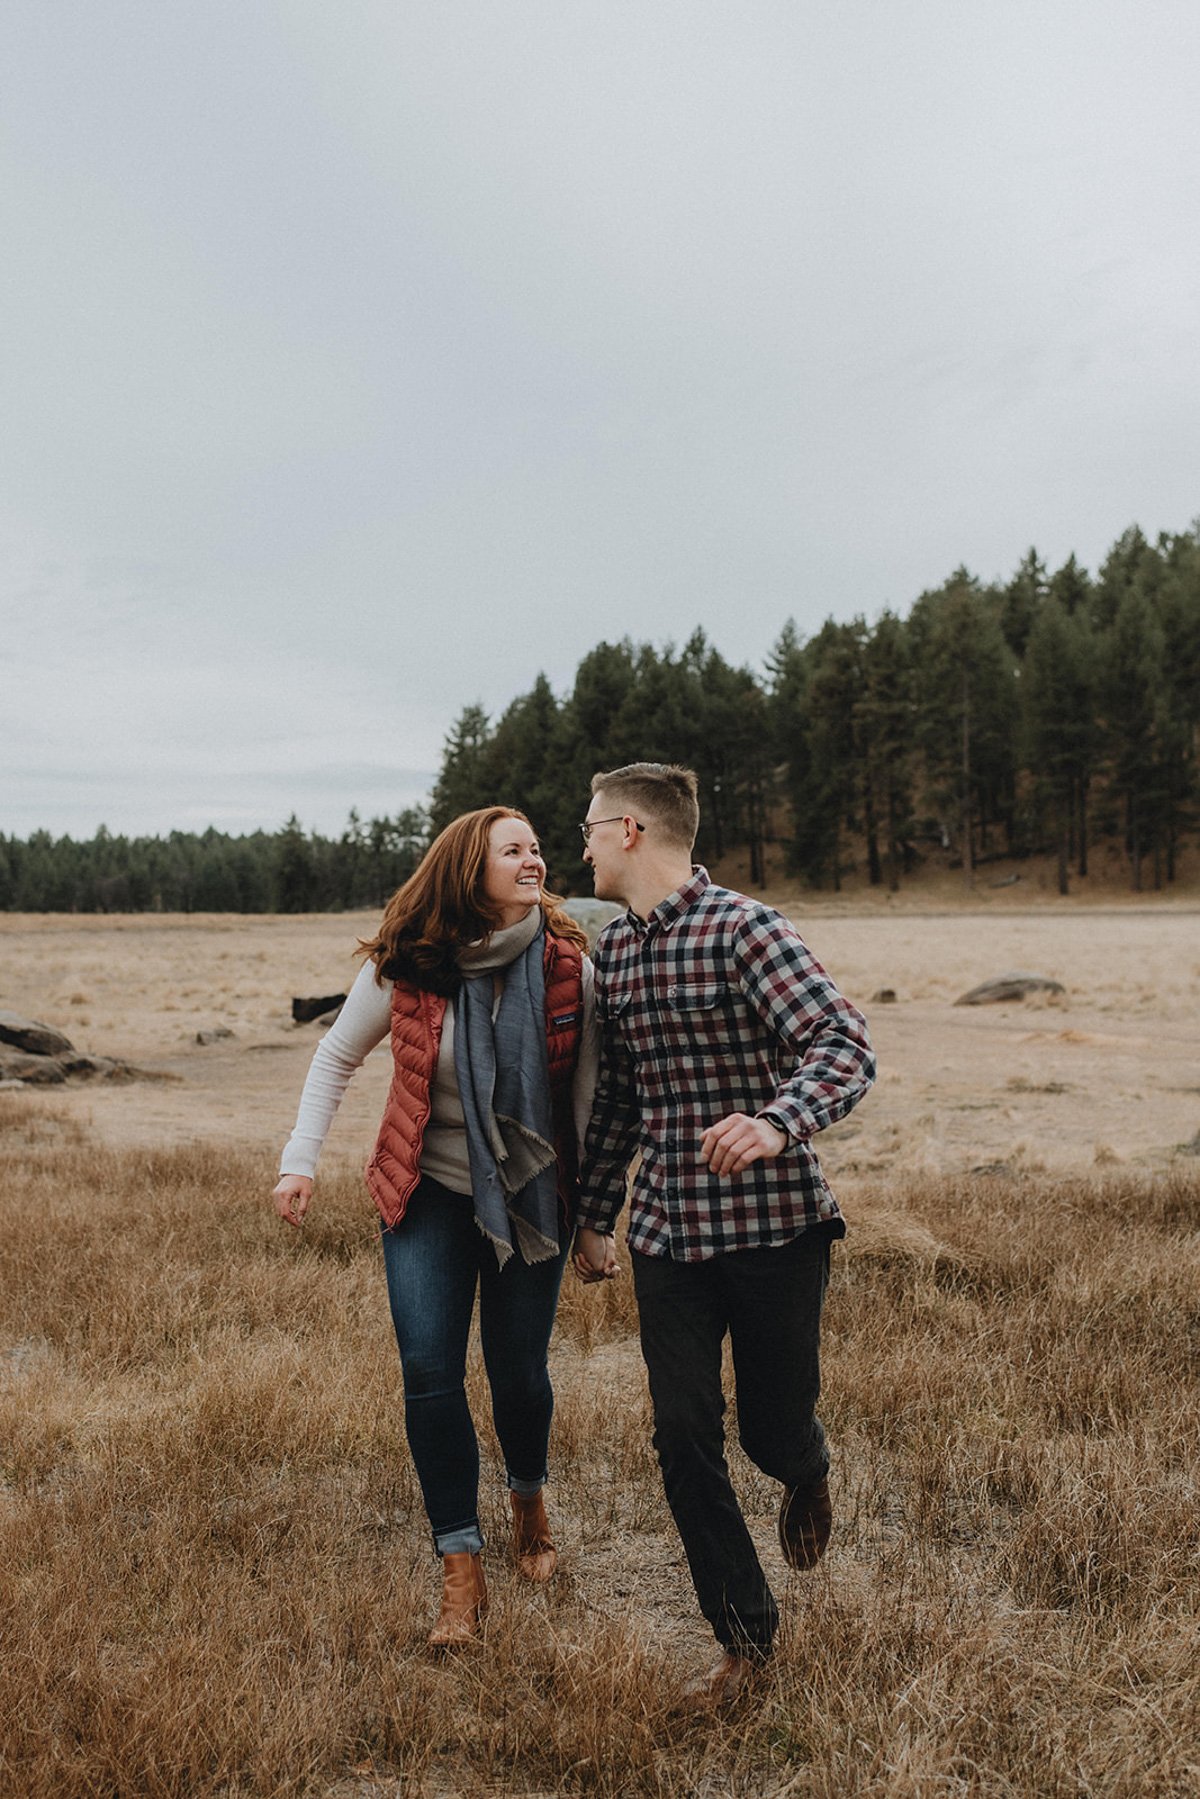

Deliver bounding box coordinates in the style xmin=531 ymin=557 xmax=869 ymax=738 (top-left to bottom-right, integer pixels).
xmin=453 ymin=916 xmax=561 ymax=1267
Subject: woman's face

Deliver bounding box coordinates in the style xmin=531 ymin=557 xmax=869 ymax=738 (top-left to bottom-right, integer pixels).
xmin=481 ymin=816 xmax=546 ymax=929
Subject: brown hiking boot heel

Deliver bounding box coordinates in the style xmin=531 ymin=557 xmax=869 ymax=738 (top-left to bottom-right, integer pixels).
xmin=509 ymin=1488 xmax=558 ymax=1582
xmin=779 ymin=1474 xmax=832 ymax=1569
xmin=679 ymin=1650 xmax=766 ymax=1710
xmin=427 ymin=1550 xmax=488 ymax=1649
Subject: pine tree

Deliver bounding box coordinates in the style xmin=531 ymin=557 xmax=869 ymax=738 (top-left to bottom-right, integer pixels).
xmin=909 ymin=571 xmax=1017 ymax=880
xmin=275 ymin=815 xmax=316 ymax=913
xmin=792 ymin=621 xmax=862 ymax=889
xmin=1102 ymin=588 xmax=1166 ymax=890
xmin=857 ymin=611 xmax=915 ymax=891
xmin=1154 ymin=528 xmax=1200 ymax=882
xmin=999 ymin=548 xmax=1048 ymax=660
xmin=428 ymin=704 xmax=493 ymax=833
xmin=1021 ymin=598 xmax=1095 ymax=893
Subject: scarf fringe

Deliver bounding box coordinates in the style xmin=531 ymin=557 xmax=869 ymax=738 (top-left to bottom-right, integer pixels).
xmin=509 ymin=1213 xmax=562 ymax=1265
xmin=470 ymin=1208 xmax=560 ymax=1268
xmin=493 ymin=1113 xmax=556 ymax=1198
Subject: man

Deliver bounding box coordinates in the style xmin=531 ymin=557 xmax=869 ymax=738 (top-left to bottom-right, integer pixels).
xmin=573 ymin=762 xmax=875 ymax=1705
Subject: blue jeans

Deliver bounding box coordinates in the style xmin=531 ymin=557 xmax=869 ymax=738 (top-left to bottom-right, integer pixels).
xmin=632 ymin=1228 xmax=833 ymax=1654
xmin=381 ymin=1176 xmax=568 ymax=1556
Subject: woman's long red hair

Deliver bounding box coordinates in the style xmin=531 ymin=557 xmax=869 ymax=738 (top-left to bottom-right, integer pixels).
xmin=358 ymin=806 xmax=587 ymax=977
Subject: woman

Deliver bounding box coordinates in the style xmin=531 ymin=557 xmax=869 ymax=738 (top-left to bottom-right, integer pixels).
xmin=272 ymin=807 xmax=600 ymax=1647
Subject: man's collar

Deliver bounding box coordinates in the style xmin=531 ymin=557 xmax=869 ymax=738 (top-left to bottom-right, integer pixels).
xmin=630 ymin=865 xmax=709 ymax=936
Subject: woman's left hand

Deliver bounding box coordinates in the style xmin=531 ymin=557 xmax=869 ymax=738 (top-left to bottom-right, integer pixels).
xmin=272 ymin=1174 xmax=313 ymax=1228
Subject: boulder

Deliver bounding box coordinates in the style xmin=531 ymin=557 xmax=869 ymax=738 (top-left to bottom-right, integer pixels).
xmin=94 ymin=1060 xmax=146 ymax=1084
xmin=292 ymin=994 xmax=347 ymax=1024
xmin=0 ymin=1010 xmax=75 ymax=1057
xmin=56 ymin=1053 xmax=121 ymax=1079
xmin=0 ymin=1045 xmax=146 ymax=1085
xmin=0 ymin=1046 xmax=67 ymax=1084
xmin=954 ymin=972 xmax=1065 ymax=1006
xmin=562 ymin=898 xmax=625 ymax=948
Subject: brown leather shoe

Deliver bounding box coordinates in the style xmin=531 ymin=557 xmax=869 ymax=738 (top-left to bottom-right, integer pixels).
xmin=510 ymin=1488 xmax=558 ymax=1582
xmin=426 ymin=1551 xmax=488 ymax=1649
xmin=680 ymin=1650 xmax=762 ymax=1709
xmin=779 ymin=1474 xmax=832 ymax=1569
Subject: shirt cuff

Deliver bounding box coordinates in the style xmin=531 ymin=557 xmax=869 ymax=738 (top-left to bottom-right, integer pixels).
xmin=279 ymin=1135 xmax=322 ymax=1180
xmin=756 ymin=1103 xmax=812 ymax=1144
xmin=575 ymin=1198 xmax=623 ymax=1236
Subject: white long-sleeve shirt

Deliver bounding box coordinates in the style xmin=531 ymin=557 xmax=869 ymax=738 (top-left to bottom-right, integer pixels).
xmin=280 ymin=952 xmax=599 ymax=1190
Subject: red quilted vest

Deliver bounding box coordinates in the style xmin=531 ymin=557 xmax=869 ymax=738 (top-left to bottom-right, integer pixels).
xmin=365 ymin=932 xmax=584 ymax=1231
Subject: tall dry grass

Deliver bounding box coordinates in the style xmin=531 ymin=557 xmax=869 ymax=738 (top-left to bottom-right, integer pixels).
xmin=2 ymin=1092 xmax=1198 ymax=1797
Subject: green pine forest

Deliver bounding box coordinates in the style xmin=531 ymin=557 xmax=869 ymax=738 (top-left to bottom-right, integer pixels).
xmin=5 ymin=522 xmax=1198 ymax=912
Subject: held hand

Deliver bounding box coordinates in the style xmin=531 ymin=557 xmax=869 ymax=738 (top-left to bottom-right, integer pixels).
xmin=699 ymin=1113 xmax=788 ymax=1177
xmin=572 ymin=1225 xmax=619 ymax=1283
xmin=272 ymin=1174 xmax=313 ymax=1228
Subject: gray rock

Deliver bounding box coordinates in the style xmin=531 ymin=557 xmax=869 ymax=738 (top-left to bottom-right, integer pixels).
xmin=0 ymin=1046 xmax=67 ymax=1084
xmin=292 ymin=993 xmax=347 ymax=1024
xmin=0 ymin=1010 xmax=75 ymax=1057
xmin=871 ymin=988 xmax=898 ymax=1004
xmin=0 ymin=1045 xmax=148 ymax=1085
xmin=57 ymin=1053 xmax=121 ymax=1079
xmin=954 ymin=972 xmax=1066 ymax=1006
xmin=96 ymin=1060 xmax=148 ymax=1084
xmin=196 ymin=1027 xmax=236 ymax=1045
xmin=562 ymin=897 xmax=625 ymax=948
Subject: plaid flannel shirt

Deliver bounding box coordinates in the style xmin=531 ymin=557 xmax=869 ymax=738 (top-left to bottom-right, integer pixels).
xmin=577 ymin=868 xmax=875 ymax=1261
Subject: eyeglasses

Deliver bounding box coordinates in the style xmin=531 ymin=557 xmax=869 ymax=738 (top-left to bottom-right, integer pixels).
xmin=579 ymin=817 xmax=645 ymax=844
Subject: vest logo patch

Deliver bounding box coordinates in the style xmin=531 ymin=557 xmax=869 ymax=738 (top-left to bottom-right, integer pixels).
xmin=552 ymin=1012 xmax=578 ymax=1027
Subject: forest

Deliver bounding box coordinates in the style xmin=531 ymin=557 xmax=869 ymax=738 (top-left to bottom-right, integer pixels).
xmin=4 ymin=521 xmax=1198 ymax=911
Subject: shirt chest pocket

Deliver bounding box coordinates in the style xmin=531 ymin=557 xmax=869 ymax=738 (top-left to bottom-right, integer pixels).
xmin=664 ymin=981 xmax=739 ymax=1053
xmin=597 ymin=988 xmax=633 ymax=1030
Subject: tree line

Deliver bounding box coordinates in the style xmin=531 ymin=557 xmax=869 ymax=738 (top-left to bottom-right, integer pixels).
xmin=431 ymin=522 xmax=1200 ymax=896
xmin=5 ymin=520 xmax=1198 ymax=911
xmin=0 ymin=810 xmax=429 ymax=914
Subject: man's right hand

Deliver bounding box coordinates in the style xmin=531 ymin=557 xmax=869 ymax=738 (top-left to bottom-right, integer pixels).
xmin=272 ymin=1174 xmax=313 ymax=1228
xmin=572 ymin=1226 xmax=619 ymax=1283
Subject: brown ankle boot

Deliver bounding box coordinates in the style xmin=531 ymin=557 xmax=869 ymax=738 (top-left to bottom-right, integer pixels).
xmin=426 ymin=1551 xmax=488 ymax=1649
xmin=680 ymin=1649 xmax=764 ymax=1710
xmin=509 ymin=1489 xmax=557 ymax=1582
xmin=779 ymin=1475 xmax=833 ymax=1570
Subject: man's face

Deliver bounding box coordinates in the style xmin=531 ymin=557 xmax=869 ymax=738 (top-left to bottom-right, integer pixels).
xmin=581 ymin=791 xmax=629 ymax=903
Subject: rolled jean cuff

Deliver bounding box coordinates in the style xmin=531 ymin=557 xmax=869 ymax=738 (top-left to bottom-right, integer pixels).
xmin=506 ymin=1472 xmax=547 ymax=1497
xmin=434 ymin=1524 xmax=485 ymax=1557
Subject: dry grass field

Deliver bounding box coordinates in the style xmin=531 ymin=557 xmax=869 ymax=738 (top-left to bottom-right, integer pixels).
xmin=2 ymin=900 xmax=1200 ymax=1796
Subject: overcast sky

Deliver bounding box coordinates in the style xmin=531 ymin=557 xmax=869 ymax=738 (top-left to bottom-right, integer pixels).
xmin=3 ymin=1 xmax=1198 ymax=840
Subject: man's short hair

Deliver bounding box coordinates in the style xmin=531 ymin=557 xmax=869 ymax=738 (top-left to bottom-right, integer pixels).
xmin=591 ymin=762 xmax=700 ymax=851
